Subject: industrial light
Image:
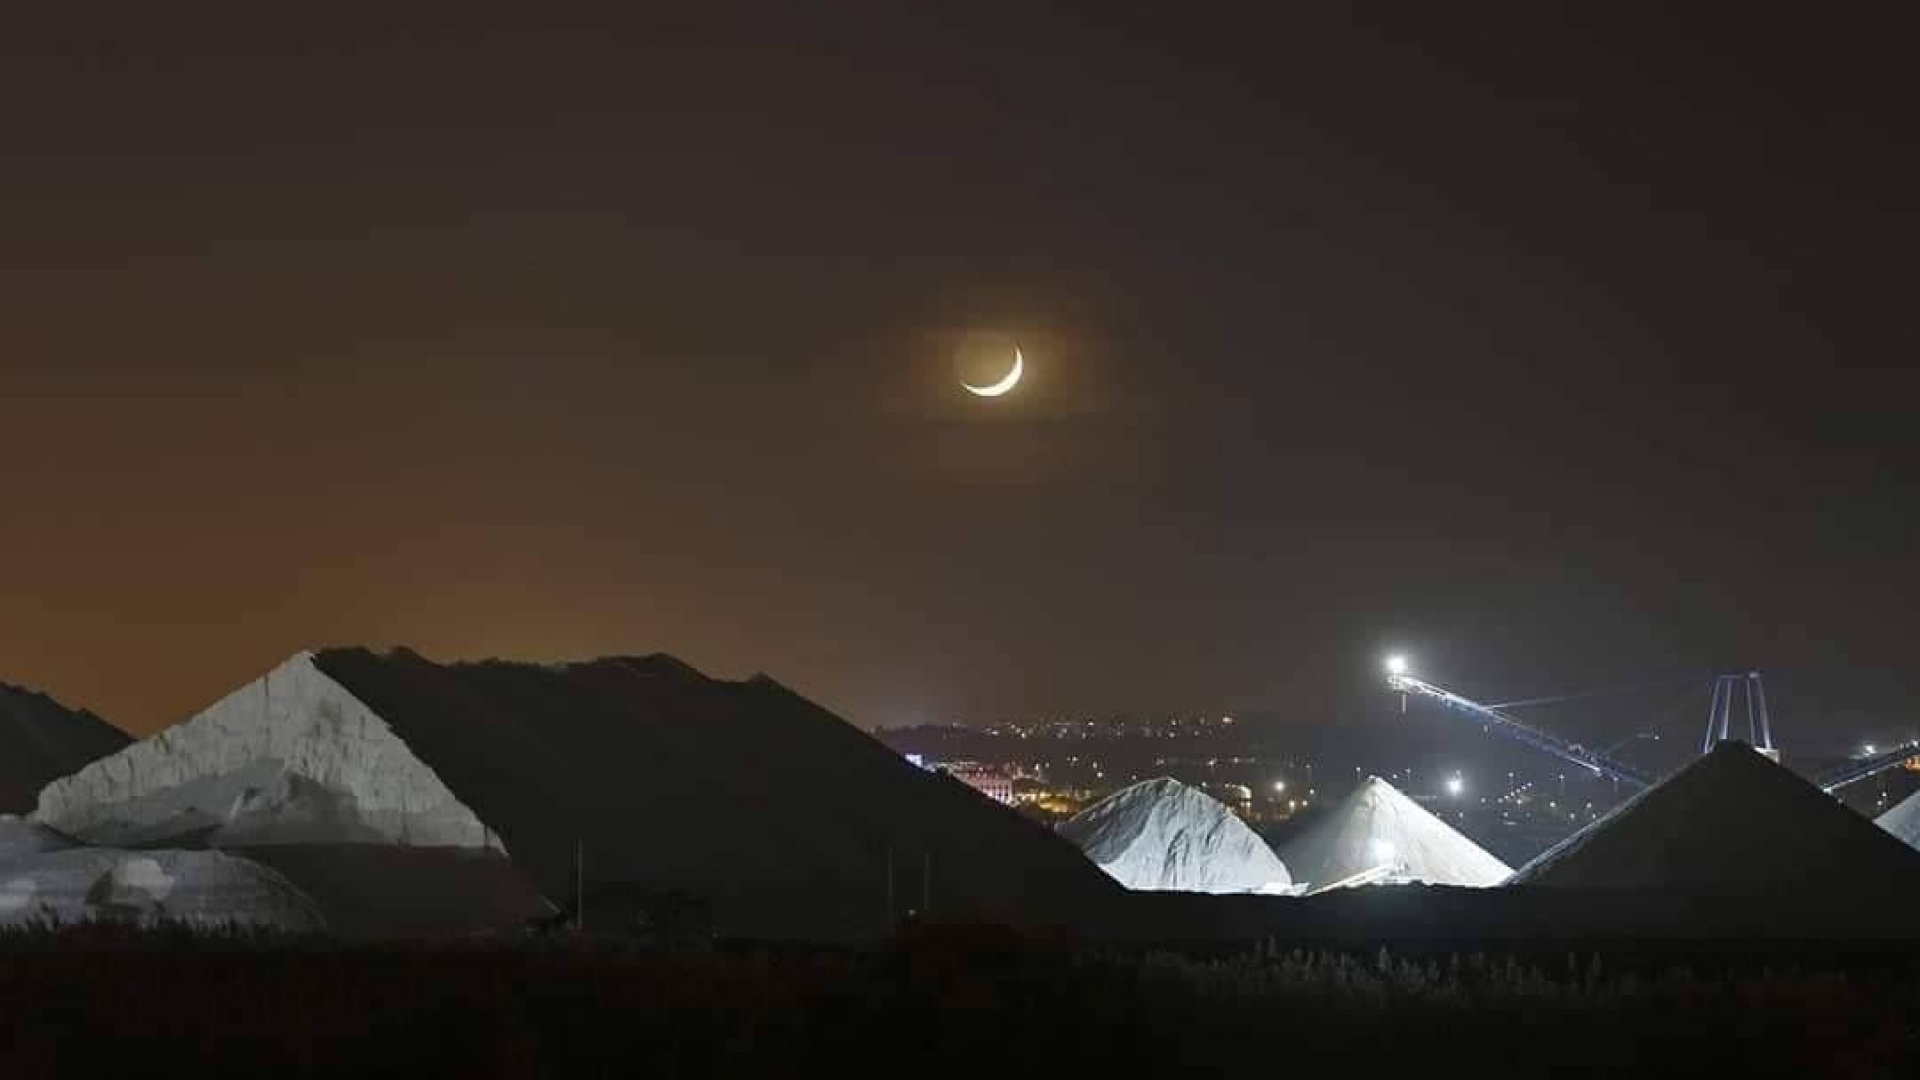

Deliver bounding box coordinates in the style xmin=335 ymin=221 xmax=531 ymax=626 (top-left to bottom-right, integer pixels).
xmin=1446 ymin=775 xmax=1464 ymax=797
xmin=1385 ymin=654 xmax=1409 ymax=677
xmin=1273 ymin=780 xmax=1286 ymax=793
xmin=1370 ymin=838 xmax=1396 ymax=863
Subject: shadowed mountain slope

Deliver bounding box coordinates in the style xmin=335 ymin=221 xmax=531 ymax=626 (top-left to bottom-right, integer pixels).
xmin=309 ymin=648 xmax=1118 ymax=939
xmin=1510 ymin=742 xmax=1920 ymax=931
xmin=0 ymin=681 xmax=127 ymax=813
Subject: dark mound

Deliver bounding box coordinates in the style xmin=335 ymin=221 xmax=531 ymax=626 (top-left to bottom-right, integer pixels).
xmin=311 ymin=649 xmax=1117 ymax=940
xmin=233 ymin=844 xmax=553 ymax=938
xmin=0 ymin=681 xmax=129 ymax=813
xmin=1507 ymin=741 xmax=1920 ymax=929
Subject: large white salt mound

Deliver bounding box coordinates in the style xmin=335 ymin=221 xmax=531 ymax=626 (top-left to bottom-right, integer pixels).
xmin=1058 ymin=778 xmax=1293 ymax=894
xmin=0 ymin=848 xmax=324 ymax=930
xmin=1874 ymin=789 xmax=1920 ymax=851
xmin=1277 ymin=777 xmax=1510 ymax=891
xmin=33 ymin=653 xmax=500 ymax=851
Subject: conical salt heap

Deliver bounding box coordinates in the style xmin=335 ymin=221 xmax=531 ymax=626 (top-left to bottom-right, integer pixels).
xmin=1059 ymin=778 xmax=1293 ymax=894
xmin=1276 ymin=776 xmax=1509 ymax=891
xmin=1511 ymin=742 xmax=1920 ymax=910
xmin=37 ymin=649 xmax=1117 ymax=939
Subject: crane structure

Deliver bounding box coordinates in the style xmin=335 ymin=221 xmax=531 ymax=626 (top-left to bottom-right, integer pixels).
xmin=1385 ymin=655 xmax=1919 ymax=795
xmin=1385 ymin=657 xmax=1653 ymax=788
xmin=1816 ymin=740 xmax=1920 ymax=794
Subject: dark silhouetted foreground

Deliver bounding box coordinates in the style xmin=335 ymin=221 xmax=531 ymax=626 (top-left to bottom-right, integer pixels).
xmin=2 ymin=920 xmax=1915 ymax=1077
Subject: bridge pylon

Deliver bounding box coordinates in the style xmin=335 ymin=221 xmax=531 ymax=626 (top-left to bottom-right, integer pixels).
xmin=1702 ymin=672 xmax=1777 ymax=761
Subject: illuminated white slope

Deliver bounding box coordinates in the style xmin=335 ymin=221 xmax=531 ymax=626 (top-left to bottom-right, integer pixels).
xmin=1059 ymin=778 xmax=1293 ymax=894
xmin=1277 ymin=777 xmax=1509 ymax=891
xmin=0 ymin=847 xmax=323 ymax=930
xmin=33 ymin=653 xmax=499 ymax=851
xmin=1876 ymin=789 xmax=1920 ymax=851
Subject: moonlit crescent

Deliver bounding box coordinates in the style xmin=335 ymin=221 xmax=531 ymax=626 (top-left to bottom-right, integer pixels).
xmin=963 ymin=348 xmax=1023 ymax=397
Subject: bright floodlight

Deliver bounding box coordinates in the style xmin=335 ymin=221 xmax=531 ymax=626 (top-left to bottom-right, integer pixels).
xmin=1446 ymin=775 xmax=1464 ymax=797
xmin=1385 ymin=654 xmax=1409 ymax=676
xmin=1369 ymin=838 xmax=1396 ymax=863
xmin=1273 ymin=780 xmax=1286 ymax=793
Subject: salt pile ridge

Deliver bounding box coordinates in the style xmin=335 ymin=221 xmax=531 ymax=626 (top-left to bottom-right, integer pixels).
xmin=0 ymin=847 xmax=323 ymax=930
xmin=1059 ymin=778 xmax=1293 ymax=894
xmin=35 ymin=653 xmax=500 ymax=851
xmin=303 ymin=648 xmax=1117 ymax=938
xmin=30 ymin=647 xmax=1114 ymax=939
xmin=0 ymin=680 xmax=129 ymax=814
xmin=1876 ymin=790 xmax=1920 ymax=852
xmin=1277 ymin=776 xmax=1509 ymax=891
xmin=1510 ymin=741 xmax=1920 ymax=898
xmin=0 ymin=689 xmax=326 ymax=931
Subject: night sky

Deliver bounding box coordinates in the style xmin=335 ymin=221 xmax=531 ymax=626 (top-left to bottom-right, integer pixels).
xmin=3 ymin=8 xmax=1914 ymax=746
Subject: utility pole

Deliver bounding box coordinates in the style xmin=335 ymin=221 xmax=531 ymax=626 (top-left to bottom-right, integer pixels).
xmin=884 ymin=844 xmax=894 ymax=929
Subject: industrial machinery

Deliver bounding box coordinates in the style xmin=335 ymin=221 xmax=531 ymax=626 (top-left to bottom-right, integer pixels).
xmin=1385 ymin=656 xmax=1652 ymax=788
xmin=1384 ymin=654 xmax=1917 ymax=796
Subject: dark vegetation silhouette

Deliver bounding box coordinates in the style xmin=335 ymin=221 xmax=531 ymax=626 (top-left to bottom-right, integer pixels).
xmin=525 ymin=883 xmax=715 ymax=949
xmin=1 ymin=919 xmax=1915 ymax=1076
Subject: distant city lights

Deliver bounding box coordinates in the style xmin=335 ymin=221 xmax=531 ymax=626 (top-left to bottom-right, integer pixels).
xmin=880 ymin=693 xmax=1670 ymax=841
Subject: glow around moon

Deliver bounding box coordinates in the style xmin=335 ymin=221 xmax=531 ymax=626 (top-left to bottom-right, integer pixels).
xmin=962 ymin=347 xmax=1024 ymax=398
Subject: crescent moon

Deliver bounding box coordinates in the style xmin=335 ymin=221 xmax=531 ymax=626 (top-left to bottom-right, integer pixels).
xmin=962 ymin=347 xmax=1024 ymax=398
